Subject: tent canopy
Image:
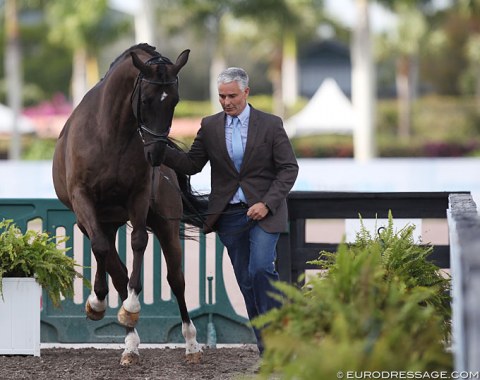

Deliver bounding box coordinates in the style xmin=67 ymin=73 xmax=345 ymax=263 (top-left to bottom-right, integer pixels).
xmin=285 ymin=78 xmax=354 ymax=137
xmin=0 ymin=103 xmax=35 ymax=135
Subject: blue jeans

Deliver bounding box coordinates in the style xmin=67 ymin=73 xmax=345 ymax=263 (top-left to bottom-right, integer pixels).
xmin=216 ymin=208 xmax=281 ymax=353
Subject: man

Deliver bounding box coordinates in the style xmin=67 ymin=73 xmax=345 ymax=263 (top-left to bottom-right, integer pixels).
xmin=164 ymin=67 xmax=298 ymax=354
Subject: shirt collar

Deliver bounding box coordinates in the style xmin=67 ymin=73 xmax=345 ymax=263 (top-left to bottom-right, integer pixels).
xmin=228 ymin=104 xmax=250 ymax=126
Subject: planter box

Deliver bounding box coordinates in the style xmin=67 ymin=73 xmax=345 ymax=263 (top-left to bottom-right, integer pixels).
xmin=0 ymin=277 xmax=42 ymax=356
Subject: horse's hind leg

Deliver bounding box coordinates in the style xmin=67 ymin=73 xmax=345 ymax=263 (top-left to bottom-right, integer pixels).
xmin=155 ymin=223 xmax=202 ymax=363
xmin=120 ymin=327 xmax=141 ymax=366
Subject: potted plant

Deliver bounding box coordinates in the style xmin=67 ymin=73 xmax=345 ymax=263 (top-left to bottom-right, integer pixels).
xmin=0 ymin=219 xmax=85 ymax=356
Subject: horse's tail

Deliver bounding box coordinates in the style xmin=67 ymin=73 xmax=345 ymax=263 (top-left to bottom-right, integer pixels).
xmin=175 ymin=171 xmax=209 ymax=229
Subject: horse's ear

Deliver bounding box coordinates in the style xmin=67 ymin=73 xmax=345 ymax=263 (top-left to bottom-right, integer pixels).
xmin=172 ymin=49 xmax=190 ymax=75
xmin=130 ymin=52 xmax=148 ymax=74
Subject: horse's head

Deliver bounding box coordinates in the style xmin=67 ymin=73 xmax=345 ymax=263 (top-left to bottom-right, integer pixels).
xmin=130 ymin=49 xmax=190 ymax=166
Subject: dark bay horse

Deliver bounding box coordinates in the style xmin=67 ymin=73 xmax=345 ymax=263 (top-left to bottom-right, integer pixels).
xmin=53 ymin=43 xmax=203 ymax=366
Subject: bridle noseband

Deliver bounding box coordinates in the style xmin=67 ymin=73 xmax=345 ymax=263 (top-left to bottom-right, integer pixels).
xmin=131 ymin=56 xmax=178 ymax=146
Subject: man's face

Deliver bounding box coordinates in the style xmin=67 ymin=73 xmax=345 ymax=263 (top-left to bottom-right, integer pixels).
xmin=218 ymin=81 xmax=249 ymax=116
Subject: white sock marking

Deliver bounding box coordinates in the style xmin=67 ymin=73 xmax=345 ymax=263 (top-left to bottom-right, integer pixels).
xmin=88 ymin=293 xmax=107 ymax=312
xmin=123 ymin=328 xmax=140 ymax=356
xmin=123 ymin=286 xmax=141 ymax=313
xmin=182 ymin=321 xmax=202 ymax=355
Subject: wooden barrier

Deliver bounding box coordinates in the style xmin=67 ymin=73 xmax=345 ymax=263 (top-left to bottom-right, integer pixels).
xmin=0 ymin=191 xmax=469 ymax=344
xmin=277 ymin=191 xmax=468 ymax=283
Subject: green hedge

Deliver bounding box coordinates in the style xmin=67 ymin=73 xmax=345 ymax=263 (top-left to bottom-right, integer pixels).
xmin=4 ymin=95 xmax=480 ymax=160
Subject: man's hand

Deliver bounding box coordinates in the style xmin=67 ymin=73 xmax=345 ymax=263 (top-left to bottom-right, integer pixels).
xmin=247 ymin=202 xmax=269 ymax=221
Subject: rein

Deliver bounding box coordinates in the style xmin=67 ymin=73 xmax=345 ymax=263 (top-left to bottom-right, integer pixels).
xmin=131 ymin=56 xmax=178 ymax=146
xmin=157 ymin=170 xmax=256 ymax=236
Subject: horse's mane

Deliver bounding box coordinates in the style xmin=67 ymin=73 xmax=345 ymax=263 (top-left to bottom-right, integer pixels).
xmin=105 ymin=43 xmax=167 ymax=76
xmin=108 ymin=43 xmax=160 ymax=71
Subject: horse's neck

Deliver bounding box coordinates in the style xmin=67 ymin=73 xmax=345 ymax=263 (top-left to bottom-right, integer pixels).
xmin=98 ymin=60 xmax=138 ymax=128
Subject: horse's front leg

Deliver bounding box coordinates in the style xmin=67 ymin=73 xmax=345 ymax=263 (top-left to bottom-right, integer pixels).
xmin=86 ymin=224 xmax=128 ymax=321
xmin=117 ymin=224 xmax=147 ymax=366
xmin=117 ymin=224 xmax=148 ymax=328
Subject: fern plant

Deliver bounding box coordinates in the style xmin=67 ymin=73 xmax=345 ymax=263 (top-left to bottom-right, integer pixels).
xmin=0 ymin=219 xmax=86 ymax=307
xmin=255 ymin=213 xmax=452 ymax=378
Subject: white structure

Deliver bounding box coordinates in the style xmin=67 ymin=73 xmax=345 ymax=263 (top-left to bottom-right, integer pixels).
xmin=0 ymin=103 xmax=35 ymax=135
xmin=0 ymin=278 xmax=42 ymax=356
xmin=285 ymin=78 xmax=354 ymax=137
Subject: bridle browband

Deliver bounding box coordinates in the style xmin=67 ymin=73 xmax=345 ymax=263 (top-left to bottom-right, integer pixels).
xmin=131 ymin=55 xmax=178 ymax=146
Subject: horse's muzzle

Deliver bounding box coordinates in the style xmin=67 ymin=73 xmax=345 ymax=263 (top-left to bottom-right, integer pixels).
xmin=144 ymin=144 xmax=166 ymax=167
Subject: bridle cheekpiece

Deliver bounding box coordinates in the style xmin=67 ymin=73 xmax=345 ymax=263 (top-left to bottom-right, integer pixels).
xmin=131 ymin=56 xmax=178 ymax=146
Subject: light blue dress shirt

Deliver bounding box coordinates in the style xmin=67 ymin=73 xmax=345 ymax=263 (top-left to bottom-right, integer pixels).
xmin=225 ymin=105 xmax=250 ymax=203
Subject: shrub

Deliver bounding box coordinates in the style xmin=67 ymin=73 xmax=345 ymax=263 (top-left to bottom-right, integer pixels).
xmin=0 ymin=219 xmax=87 ymax=307
xmin=255 ymin=214 xmax=452 ymax=378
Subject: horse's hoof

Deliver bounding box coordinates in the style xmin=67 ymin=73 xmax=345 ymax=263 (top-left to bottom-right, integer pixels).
xmin=117 ymin=305 xmax=140 ymax=327
xmin=185 ymin=351 xmax=202 ymax=364
xmin=120 ymin=352 xmax=140 ymax=366
xmin=85 ymin=299 xmax=105 ymax=321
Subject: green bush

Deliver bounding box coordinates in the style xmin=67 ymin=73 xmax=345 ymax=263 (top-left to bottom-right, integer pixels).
xmin=255 ymin=214 xmax=452 ymax=378
xmin=0 ymin=219 xmax=88 ymax=307
xmin=22 ymin=138 xmax=57 ymax=160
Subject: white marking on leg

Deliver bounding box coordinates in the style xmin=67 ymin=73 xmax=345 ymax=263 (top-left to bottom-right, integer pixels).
xmin=123 ymin=328 xmax=140 ymax=356
xmin=88 ymin=293 xmax=107 ymax=312
xmin=123 ymin=286 xmax=141 ymax=313
xmin=182 ymin=321 xmax=201 ymax=355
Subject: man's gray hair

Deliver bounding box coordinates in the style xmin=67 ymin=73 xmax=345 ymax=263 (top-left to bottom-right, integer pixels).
xmin=217 ymin=67 xmax=249 ymax=91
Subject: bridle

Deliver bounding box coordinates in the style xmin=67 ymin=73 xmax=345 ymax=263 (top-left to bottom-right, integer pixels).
xmin=131 ymin=56 xmax=178 ymax=146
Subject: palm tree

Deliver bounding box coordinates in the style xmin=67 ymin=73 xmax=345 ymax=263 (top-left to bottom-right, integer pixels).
xmin=459 ymin=0 xmax=480 ymax=107
xmin=376 ymin=3 xmax=428 ymax=138
xmin=172 ymin=0 xmax=322 ymax=116
xmin=351 ymin=0 xmax=376 ymax=160
xmin=45 ymin=0 xmax=130 ymax=106
xmin=4 ymin=0 xmax=22 ymax=160
xmin=234 ymin=0 xmax=323 ymax=117
xmin=166 ymin=0 xmax=231 ymax=112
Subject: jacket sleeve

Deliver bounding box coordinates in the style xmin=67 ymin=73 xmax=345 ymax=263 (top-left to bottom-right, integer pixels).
xmin=164 ymin=123 xmax=210 ymax=175
xmin=261 ymin=120 xmax=299 ymax=214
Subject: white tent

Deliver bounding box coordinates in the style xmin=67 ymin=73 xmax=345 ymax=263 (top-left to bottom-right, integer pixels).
xmin=285 ymin=78 xmax=354 ymax=137
xmin=0 ymin=103 xmax=35 ymax=135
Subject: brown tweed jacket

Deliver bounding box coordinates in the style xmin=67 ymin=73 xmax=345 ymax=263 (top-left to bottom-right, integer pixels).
xmin=164 ymin=105 xmax=299 ymax=234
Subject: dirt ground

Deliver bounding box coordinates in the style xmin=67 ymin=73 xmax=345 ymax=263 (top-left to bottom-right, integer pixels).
xmin=0 ymin=346 xmax=261 ymax=380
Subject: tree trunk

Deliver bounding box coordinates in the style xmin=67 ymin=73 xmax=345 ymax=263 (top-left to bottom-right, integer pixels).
xmin=86 ymin=55 xmax=99 ymax=90
xmin=5 ymin=0 xmax=22 ymax=160
xmin=270 ymin=47 xmax=284 ymax=118
xmin=282 ymin=28 xmax=298 ymax=108
xmin=352 ymin=0 xmax=376 ymax=161
xmin=206 ymin=14 xmax=225 ymax=114
xmin=135 ymin=0 xmax=155 ymax=45
xmin=210 ymin=53 xmax=226 ymax=114
xmin=396 ymin=55 xmax=412 ymax=139
xmin=72 ymin=47 xmax=88 ymax=107
xmin=475 ymin=63 xmax=480 ymax=110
